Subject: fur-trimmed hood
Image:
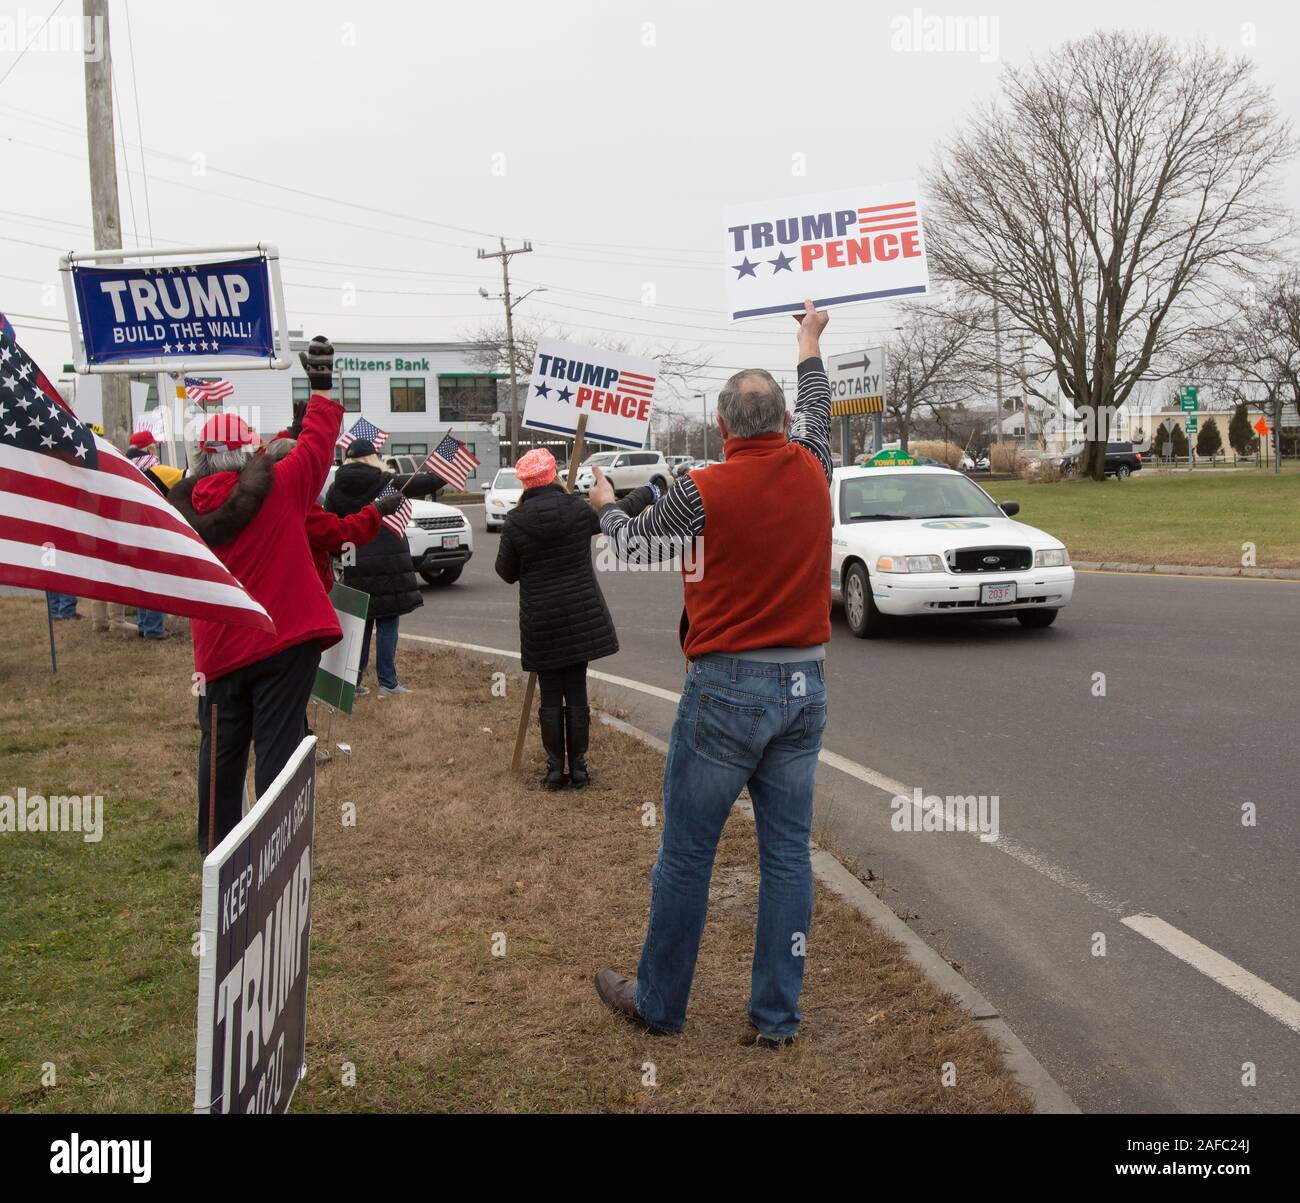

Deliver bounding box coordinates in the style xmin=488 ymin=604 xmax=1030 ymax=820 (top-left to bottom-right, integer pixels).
xmin=169 ymin=454 xmax=275 ymax=548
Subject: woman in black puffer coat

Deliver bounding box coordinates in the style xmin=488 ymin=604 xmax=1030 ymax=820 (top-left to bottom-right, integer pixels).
xmin=495 ymin=448 xmax=652 ymax=789
xmin=324 ymin=439 xmax=445 ymax=696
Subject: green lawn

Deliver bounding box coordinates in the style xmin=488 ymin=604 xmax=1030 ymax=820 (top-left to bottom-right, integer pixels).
xmin=985 ymin=469 xmax=1300 ymax=568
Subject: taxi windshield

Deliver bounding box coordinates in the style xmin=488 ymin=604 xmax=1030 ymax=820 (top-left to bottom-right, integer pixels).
xmin=839 ymin=472 xmax=1003 ymax=522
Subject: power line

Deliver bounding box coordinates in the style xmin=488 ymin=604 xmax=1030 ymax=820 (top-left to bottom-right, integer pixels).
xmin=121 ymin=0 xmax=153 ymax=244
xmin=0 ymin=0 xmax=67 ymax=91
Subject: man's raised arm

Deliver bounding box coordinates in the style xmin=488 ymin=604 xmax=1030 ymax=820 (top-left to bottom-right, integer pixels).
xmin=789 ymin=298 xmax=833 ymax=485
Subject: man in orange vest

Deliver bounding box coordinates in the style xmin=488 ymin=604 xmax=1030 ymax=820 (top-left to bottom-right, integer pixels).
xmin=590 ymin=299 xmax=833 ymax=1045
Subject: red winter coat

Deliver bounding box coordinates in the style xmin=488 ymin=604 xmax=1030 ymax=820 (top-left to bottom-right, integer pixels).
xmin=169 ymin=392 xmax=345 ymax=682
xmin=305 ymin=503 xmax=382 ymax=594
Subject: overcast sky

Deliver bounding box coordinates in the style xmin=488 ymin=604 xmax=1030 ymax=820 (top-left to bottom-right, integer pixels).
xmin=3 ymin=0 xmax=1298 ymax=413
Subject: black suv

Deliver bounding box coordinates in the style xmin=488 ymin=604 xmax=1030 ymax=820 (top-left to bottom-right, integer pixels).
xmin=1060 ymin=442 xmax=1143 ymax=479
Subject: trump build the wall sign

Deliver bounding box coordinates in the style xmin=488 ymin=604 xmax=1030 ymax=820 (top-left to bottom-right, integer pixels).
xmin=723 ymin=182 xmax=930 ymax=321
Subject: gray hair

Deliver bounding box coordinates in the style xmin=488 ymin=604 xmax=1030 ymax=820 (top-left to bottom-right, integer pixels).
xmin=716 ymin=369 xmax=787 ymax=438
xmin=192 ymin=447 xmax=256 ymax=477
xmin=264 ymin=437 xmax=297 ymax=463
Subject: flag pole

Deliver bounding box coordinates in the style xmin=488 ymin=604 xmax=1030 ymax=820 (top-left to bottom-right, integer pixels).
xmin=400 ymin=428 xmax=454 ymax=496
xmin=511 ymin=415 xmax=586 ymax=772
xmin=207 ymin=702 xmax=219 ymax=854
xmin=45 ymin=595 xmax=57 ymax=674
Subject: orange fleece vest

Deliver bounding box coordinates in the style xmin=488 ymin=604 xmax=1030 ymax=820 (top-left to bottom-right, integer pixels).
xmin=681 ymin=432 xmax=831 ymax=659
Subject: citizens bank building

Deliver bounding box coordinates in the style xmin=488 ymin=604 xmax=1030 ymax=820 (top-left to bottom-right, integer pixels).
xmin=64 ymin=338 xmax=508 ymax=485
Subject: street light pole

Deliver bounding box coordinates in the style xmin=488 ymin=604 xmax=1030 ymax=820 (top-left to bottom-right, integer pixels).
xmin=477 ymin=238 xmax=533 ymax=462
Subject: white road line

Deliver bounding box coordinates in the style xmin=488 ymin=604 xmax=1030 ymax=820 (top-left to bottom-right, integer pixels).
xmin=1121 ymin=913 xmax=1300 ymax=1035
xmin=403 ymin=631 xmax=1299 ymax=1034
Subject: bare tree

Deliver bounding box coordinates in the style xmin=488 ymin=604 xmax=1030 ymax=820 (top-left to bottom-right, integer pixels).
xmin=926 ymin=30 xmax=1294 ymax=479
xmin=1202 ymin=270 xmax=1300 ymax=474
xmin=881 ymin=299 xmax=988 ymax=450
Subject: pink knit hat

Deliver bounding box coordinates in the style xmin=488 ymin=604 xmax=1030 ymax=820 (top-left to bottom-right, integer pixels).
xmin=515 ymin=447 xmax=557 ymax=489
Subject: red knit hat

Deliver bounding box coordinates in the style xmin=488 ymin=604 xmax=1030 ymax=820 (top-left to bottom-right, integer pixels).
xmin=128 ymin=430 xmax=157 ymax=450
xmin=198 ymin=413 xmax=259 ymax=453
xmin=515 ymin=447 xmax=557 ymax=489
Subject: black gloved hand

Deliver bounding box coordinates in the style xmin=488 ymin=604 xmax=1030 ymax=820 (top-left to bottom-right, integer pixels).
xmin=373 ymin=491 xmax=406 ymax=517
xmin=298 ymin=335 xmax=334 ymax=393
xmin=288 ymin=398 xmax=308 ymax=438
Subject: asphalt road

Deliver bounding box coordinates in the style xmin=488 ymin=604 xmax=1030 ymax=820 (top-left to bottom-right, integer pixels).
xmin=406 ymin=504 xmax=1300 ymax=1113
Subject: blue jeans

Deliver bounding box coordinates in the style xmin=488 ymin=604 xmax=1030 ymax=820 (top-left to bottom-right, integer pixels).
xmin=46 ymin=593 xmax=78 ymax=619
xmin=137 ymin=608 xmax=165 ymax=638
xmin=359 ymin=615 xmax=400 ymax=690
xmin=635 ymin=654 xmax=827 ymax=1037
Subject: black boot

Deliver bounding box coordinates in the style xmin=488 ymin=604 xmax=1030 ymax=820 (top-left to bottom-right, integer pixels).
xmin=566 ymin=705 xmax=591 ymax=788
xmin=538 ymin=707 xmax=567 ymax=790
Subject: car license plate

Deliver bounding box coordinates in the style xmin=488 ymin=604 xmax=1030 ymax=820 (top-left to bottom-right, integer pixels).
xmin=980 ymin=582 xmax=1016 ymax=605
xmin=442 ymin=535 xmax=459 ymax=549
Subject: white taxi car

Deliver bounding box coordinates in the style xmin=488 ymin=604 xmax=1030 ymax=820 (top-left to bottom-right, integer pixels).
xmin=482 ymin=467 xmax=524 ymax=531
xmin=831 ymin=464 xmax=1074 ymax=638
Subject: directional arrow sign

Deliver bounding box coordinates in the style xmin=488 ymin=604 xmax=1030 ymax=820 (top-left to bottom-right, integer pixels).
xmin=828 ymin=347 xmax=886 ymax=416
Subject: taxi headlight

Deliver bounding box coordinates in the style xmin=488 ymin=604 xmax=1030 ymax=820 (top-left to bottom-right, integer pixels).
xmin=1034 ymin=548 xmax=1070 ymax=567
xmin=877 ymin=554 xmax=944 ymax=574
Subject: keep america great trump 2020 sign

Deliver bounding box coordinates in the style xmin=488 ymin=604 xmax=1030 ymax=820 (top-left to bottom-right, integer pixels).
xmin=194 ymin=737 xmax=316 ymax=1114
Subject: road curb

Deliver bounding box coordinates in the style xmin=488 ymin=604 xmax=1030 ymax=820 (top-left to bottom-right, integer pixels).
xmin=1075 ymin=560 xmax=1300 ymax=580
xmin=596 ymin=711 xmax=1081 ymax=1115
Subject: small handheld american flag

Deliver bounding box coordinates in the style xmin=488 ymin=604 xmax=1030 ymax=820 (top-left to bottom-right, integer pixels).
xmin=185 ymin=376 xmax=234 ymax=406
xmin=131 ymin=453 xmax=160 ymax=474
xmin=422 ymin=433 xmax=480 ymax=491
xmin=375 ymin=484 xmax=412 ymax=536
xmin=339 ymin=416 xmax=389 ymax=452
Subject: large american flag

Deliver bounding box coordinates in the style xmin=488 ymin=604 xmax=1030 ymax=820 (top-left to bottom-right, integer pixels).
xmin=0 ymin=328 xmax=273 ymax=632
xmin=185 ymin=376 xmax=234 ymax=406
xmin=338 ymin=416 xmax=388 ymax=452
xmin=422 ymin=434 xmax=479 ymax=491
xmin=375 ymin=483 xmax=412 ymax=536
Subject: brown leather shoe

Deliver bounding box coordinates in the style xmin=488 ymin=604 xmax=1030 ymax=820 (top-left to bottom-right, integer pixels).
xmin=594 ymin=969 xmax=671 ymax=1035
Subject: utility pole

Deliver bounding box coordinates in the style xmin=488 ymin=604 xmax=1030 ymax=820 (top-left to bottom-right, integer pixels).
xmin=992 ymin=298 xmax=1004 ymax=448
xmin=82 ymin=0 xmax=131 ymax=451
xmin=1015 ymin=333 xmax=1032 ymax=449
xmin=476 ymin=237 xmax=533 ymax=462
xmin=695 ymin=392 xmax=708 ymax=460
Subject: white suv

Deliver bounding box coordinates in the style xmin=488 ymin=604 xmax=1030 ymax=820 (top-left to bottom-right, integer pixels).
xmin=320 ymin=467 xmax=474 ymax=586
xmin=573 ymin=450 xmax=671 ymax=496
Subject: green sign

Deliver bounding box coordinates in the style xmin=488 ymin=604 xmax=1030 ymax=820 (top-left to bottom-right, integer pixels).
xmin=313 ymin=582 xmax=370 ymax=714
xmin=863 ymin=449 xmax=916 ymax=467
xmin=1186 ymin=416 xmax=1199 ymax=433
xmin=1179 ymin=385 xmax=1198 ymax=412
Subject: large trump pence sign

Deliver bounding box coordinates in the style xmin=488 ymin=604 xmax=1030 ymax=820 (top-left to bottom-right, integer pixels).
xmin=723 ymin=182 xmax=930 ymax=320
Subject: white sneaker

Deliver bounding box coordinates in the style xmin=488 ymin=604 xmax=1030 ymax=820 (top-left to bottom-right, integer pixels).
xmin=355 ymin=685 xmax=370 ymax=697
xmin=377 ymin=684 xmax=412 ymax=697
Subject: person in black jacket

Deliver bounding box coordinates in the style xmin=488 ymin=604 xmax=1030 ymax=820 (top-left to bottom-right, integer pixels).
xmin=323 ymin=438 xmax=445 ymax=697
xmin=495 ymin=448 xmax=653 ymax=788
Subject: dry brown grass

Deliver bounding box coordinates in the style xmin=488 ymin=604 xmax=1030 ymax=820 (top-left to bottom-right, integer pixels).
xmin=1 ymin=595 xmax=1029 ymax=1113
xmin=910 ymin=439 xmax=965 ymax=469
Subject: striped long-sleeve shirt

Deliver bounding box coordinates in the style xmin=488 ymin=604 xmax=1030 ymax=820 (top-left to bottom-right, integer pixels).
xmin=598 ymin=356 xmax=833 ymax=561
